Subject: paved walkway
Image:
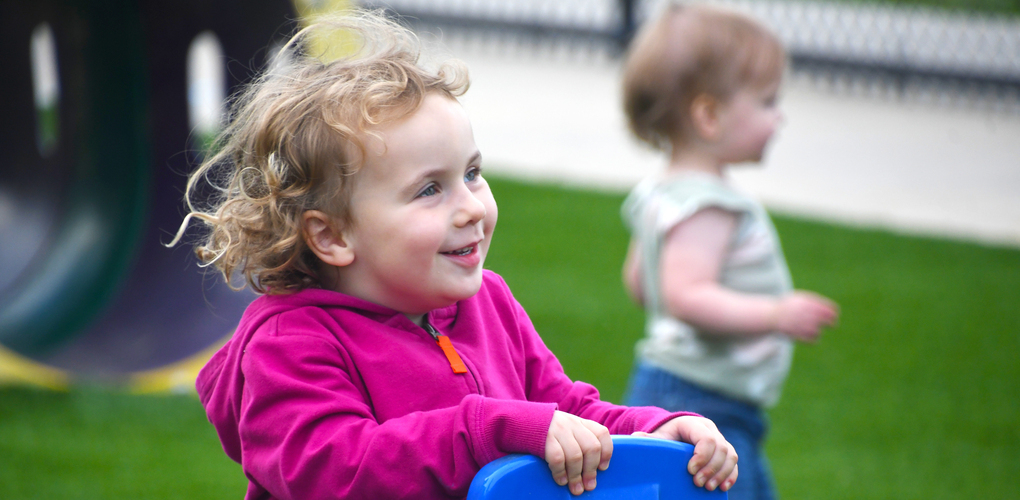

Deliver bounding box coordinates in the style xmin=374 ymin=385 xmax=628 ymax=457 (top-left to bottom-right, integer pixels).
xmin=453 ymin=48 xmax=1020 ymax=247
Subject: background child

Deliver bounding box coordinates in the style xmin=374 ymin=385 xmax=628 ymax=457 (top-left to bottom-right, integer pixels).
xmin=170 ymin=10 xmax=737 ymax=500
xmin=618 ymin=5 xmax=839 ymax=500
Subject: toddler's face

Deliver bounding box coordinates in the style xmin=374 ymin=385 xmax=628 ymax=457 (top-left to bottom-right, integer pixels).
xmin=714 ymin=80 xmax=783 ymax=164
xmin=335 ymin=93 xmax=497 ymax=318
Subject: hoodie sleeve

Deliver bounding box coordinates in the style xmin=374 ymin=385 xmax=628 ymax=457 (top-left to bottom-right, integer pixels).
xmin=237 ymin=322 xmax=556 ymax=500
xmin=506 ymin=293 xmax=698 ymax=434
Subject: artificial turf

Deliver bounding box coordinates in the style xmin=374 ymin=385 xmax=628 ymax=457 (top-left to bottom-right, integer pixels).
xmin=1 ymin=175 xmax=1017 ymax=499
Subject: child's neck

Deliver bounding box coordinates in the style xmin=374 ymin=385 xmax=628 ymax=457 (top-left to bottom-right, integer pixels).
xmin=667 ymin=147 xmax=727 ymax=178
xmin=405 ymin=312 xmax=426 ymax=327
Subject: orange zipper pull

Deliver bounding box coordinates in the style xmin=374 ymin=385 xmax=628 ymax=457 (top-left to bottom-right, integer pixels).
xmin=424 ymin=322 xmax=468 ymax=374
xmin=436 ymin=335 xmax=468 ymax=374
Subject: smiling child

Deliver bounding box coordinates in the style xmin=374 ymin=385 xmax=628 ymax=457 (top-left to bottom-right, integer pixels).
xmin=171 ymin=10 xmax=738 ymax=500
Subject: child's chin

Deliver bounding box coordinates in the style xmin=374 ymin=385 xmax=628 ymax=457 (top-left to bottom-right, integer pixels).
xmin=447 ymin=277 xmax=484 ymax=303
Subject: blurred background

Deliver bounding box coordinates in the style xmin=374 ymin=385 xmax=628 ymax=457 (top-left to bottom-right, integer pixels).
xmin=394 ymin=0 xmax=1020 ymax=246
xmin=0 ymin=0 xmax=1017 ymax=498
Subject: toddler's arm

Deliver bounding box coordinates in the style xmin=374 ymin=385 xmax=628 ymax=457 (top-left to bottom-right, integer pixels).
xmin=622 ymin=238 xmax=645 ymax=306
xmin=660 ymin=207 xmax=838 ymax=340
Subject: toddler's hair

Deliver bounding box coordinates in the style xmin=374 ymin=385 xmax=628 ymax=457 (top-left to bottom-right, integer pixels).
xmin=622 ymin=4 xmax=786 ymax=150
xmin=169 ymin=9 xmax=469 ymax=294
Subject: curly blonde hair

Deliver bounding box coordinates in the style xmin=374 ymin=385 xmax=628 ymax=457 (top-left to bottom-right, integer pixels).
xmin=169 ymin=10 xmax=469 ymax=294
xmin=622 ymin=4 xmax=786 ymax=151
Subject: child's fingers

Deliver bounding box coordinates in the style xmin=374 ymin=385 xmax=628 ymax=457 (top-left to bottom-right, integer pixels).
xmin=685 ymin=432 xmax=742 ymax=489
xmin=581 ymin=419 xmax=613 ymax=471
xmin=689 ymin=437 xmax=738 ymax=490
xmin=822 ymin=302 xmax=840 ymax=326
xmin=636 ymin=415 xmax=738 ymax=491
xmin=703 ymin=443 xmax=738 ymax=491
xmin=632 ymin=416 xmax=739 ymax=492
xmin=684 ymin=423 xmax=718 ymax=474
xmin=544 ymin=412 xmax=608 ymax=496
xmin=809 ymin=298 xmax=837 ymax=323
xmin=546 ymin=436 xmax=585 ymax=495
xmin=573 ymin=420 xmax=611 ymax=493
xmin=544 ymin=413 xmax=572 ymax=487
xmin=544 ymin=440 xmax=569 ymax=487
xmin=719 ymin=463 xmax=739 ymax=492
xmin=687 ymin=438 xmax=716 ymax=483
xmin=804 ymin=292 xmax=839 ymax=326
xmin=561 ymin=436 xmax=585 ymax=496
xmin=568 ymin=422 xmax=606 ymax=494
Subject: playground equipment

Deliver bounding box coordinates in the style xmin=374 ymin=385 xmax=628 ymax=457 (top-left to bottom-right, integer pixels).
xmin=468 ymin=435 xmax=728 ymax=499
xmin=0 ymin=0 xmax=297 ymax=388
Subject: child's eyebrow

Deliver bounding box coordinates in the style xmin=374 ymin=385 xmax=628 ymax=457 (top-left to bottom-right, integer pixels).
xmin=403 ymin=151 xmax=483 ymax=193
xmin=401 ymin=168 xmax=445 ymax=198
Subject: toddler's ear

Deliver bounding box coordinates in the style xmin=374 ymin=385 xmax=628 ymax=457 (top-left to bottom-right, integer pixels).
xmin=302 ymin=210 xmax=354 ymax=267
xmin=690 ymin=93 xmax=721 ymax=141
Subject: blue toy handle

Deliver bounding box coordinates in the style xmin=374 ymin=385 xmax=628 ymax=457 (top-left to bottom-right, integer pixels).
xmin=468 ymin=435 xmax=727 ymax=499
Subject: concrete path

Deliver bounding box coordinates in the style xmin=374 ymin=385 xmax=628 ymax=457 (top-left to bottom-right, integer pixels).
xmin=453 ymin=48 xmax=1020 ymax=247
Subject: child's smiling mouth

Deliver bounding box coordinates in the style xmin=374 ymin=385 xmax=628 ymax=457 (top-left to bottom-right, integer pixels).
xmin=441 ymin=245 xmax=476 ymax=257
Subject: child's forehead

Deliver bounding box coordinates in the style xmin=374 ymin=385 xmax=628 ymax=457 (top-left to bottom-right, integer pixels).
xmin=356 ymin=94 xmax=473 ymax=166
xmin=364 ymin=94 xmax=467 ymax=140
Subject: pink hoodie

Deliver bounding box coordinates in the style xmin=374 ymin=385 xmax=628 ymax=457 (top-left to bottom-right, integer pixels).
xmin=197 ymin=270 xmax=690 ymax=499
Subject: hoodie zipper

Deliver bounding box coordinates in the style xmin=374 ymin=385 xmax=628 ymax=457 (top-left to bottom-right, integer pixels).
xmin=423 ymin=321 xmax=468 ymax=374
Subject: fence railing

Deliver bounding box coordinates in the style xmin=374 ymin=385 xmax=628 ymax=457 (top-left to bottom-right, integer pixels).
xmin=360 ymin=0 xmax=1020 ymax=105
xmin=715 ymin=0 xmax=1020 ymax=88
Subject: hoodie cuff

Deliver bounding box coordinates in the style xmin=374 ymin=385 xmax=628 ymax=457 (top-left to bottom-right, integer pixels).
xmin=474 ymin=397 xmax=557 ymax=464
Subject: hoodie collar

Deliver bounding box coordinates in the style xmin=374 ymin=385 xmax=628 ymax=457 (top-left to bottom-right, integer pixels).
xmin=262 ymin=287 xmax=460 ymax=332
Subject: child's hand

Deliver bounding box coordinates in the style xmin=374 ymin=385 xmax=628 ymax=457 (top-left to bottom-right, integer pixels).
xmin=544 ymin=410 xmax=613 ymax=496
xmin=632 ymin=416 xmax=738 ymax=492
xmin=774 ymin=291 xmax=839 ymax=342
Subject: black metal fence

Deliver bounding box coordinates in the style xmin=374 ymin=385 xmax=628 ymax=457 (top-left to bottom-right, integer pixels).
xmin=360 ymin=0 xmax=1020 ymax=110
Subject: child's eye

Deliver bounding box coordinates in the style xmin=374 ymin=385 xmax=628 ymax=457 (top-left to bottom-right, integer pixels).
xmin=417 ymin=184 xmax=438 ymax=198
xmin=464 ymin=167 xmax=481 ymax=183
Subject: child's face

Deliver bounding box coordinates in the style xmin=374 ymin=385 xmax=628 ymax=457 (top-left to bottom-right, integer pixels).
xmin=336 ymin=93 xmax=497 ymax=318
xmin=714 ymin=80 xmax=783 ymax=164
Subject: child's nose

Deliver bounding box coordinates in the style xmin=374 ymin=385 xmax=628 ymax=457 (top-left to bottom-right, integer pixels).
xmin=453 ymin=190 xmax=487 ymax=227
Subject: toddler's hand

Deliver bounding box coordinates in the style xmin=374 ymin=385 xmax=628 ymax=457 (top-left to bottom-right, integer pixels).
xmin=544 ymin=410 xmax=613 ymax=496
xmin=774 ymin=291 xmax=839 ymax=342
xmin=633 ymin=416 xmax=738 ymax=492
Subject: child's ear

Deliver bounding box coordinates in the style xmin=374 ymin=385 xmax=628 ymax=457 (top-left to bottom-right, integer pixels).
xmin=690 ymin=93 xmax=721 ymax=141
xmin=302 ymin=210 xmax=354 ymax=267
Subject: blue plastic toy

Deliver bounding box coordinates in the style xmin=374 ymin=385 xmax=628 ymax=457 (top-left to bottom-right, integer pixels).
xmin=468 ymin=435 xmax=728 ymax=499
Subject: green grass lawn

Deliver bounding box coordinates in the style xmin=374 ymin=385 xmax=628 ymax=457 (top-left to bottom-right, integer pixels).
xmin=0 ymin=387 xmax=246 ymax=499
xmin=1 ymin=175 xmax=1018 ymax=499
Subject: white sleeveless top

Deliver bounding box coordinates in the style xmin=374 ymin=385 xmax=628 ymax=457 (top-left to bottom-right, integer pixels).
xmin=622 ymin=172 xmax=793 ymax=407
